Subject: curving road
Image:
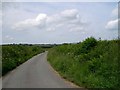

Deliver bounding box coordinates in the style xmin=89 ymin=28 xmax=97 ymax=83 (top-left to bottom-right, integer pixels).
xmin=2 ymin=51 xmax=77 ymax=88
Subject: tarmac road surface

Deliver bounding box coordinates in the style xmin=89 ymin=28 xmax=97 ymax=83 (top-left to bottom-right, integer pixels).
xmin=2 ymin=51 xmax=77 ymax=88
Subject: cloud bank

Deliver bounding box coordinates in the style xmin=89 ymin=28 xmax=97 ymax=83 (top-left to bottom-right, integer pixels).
xmin=13 ymin=9 xmax=87 ymax=32
xmin=13 ymin=13 xmax=47 ymax=30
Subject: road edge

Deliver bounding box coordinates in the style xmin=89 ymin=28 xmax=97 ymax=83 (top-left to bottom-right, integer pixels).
xmin=46 ymin=51 xmax=86 ymax=89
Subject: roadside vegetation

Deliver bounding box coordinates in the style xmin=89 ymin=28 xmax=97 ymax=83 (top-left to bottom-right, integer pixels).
xmin=0 ymin=46 xmax=2 ymax=76
xmin=48 ymin=37 xmax=119 ymax=88
xmin=2 ymin=44 xmax=45 ymax=76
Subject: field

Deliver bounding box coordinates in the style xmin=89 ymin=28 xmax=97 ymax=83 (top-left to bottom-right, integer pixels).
xmin=2 ymin=44 xmax=45 ymax=76
xmin=48 ymin=37 xmax=120 ymax=88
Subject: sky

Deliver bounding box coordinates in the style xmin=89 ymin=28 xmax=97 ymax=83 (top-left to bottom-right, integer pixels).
xmin=2 ymin=1 xmax=119 ymax=44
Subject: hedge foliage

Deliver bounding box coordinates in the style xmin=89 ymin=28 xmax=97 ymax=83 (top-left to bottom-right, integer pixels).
xmin=48 ymin=37 xmax=119 ymax=88
xmin=2 ymin=44 xmax=44 ymax=76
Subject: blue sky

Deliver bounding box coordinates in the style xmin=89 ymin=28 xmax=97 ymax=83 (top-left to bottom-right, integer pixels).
xmin=2 ymin=2 xmax=118 ymax=44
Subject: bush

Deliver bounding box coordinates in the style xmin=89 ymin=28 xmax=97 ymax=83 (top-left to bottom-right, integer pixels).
xmin=74 ymin=37 xmax=97 ymax=55
xmin=2 ymin=44 xmax=44 ymax=76
xmin=47 ymin=37 xmax=119 ymax=88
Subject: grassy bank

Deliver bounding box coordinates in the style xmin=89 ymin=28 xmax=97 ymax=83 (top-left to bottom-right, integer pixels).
xmin=2 ymin=44 xmax=45 ymax=76
xmin=47 ymin=37 xmax=119 ymax=88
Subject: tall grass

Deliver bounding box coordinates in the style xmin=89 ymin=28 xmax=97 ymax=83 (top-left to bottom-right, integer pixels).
xmin=47 ymin=37 xmax=119 ymax=88
xmin=2 ymin=44 xmax=45 ymax=76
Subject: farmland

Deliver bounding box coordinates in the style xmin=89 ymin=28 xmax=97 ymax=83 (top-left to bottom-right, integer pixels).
xmin=48 ymin=37 xmax=119 ymax=88
xmin=2 ymin=44 xmax=45 ymax=76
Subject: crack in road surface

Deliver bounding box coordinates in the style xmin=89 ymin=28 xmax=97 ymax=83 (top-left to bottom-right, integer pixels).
xmin=2 ymin=51 xmax=77 ymax=88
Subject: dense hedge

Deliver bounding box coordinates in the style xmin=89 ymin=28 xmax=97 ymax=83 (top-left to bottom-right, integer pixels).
xmin=48 ymin=37 xmax=119 ymax=88
xmin=2 ymin=45 xmax=44 ymax=76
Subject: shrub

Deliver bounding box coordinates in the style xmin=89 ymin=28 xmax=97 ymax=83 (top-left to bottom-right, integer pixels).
xmin=47 ymin=37 xmax=119 ymax=88
xmin=74 ymin=37 xmax=97 ymax=55
xmin=2 ymin=44 xmax=44 ymax=76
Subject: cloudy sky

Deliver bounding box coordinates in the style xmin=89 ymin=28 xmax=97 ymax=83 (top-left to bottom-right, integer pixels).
xmin=2 ymin=2 xmax=118 ymax=44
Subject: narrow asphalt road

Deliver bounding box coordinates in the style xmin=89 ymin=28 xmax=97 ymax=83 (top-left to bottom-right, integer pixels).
xmin=2 ymin=51 xmax=76 ymax=88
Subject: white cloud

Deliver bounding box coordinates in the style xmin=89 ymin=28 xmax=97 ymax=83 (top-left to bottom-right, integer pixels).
xmin=46 ymin=9 xmax=87 ymax=32
xmin=112 ymin=7 xmax=118 ymax=16
xmin=13 ymin=9 xmax=87 ymax=32
xmin=61 ymin=9 xmax=79 ymax=19
xmin=13 ymin=13 xmax=47 ymax=30
xmin=106 ymin=6 xmax=118 ymax=31
xmin=46 ymin=9 xmax=79 ymax=25
xmin=105 ymin=19 xmax=118 ymax=30
xmin=36 ymin=14 xmax=47 ymax=21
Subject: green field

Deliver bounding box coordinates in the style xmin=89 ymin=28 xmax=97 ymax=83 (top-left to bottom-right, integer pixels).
xmin=2 ymin=44 xmax=45 ymax=76
xmin=48 ymin=37 xmax=119 ymax=88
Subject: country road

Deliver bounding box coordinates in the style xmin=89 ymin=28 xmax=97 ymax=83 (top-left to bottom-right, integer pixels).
xmin=2 ymin=51 xmax=77 ymax=88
